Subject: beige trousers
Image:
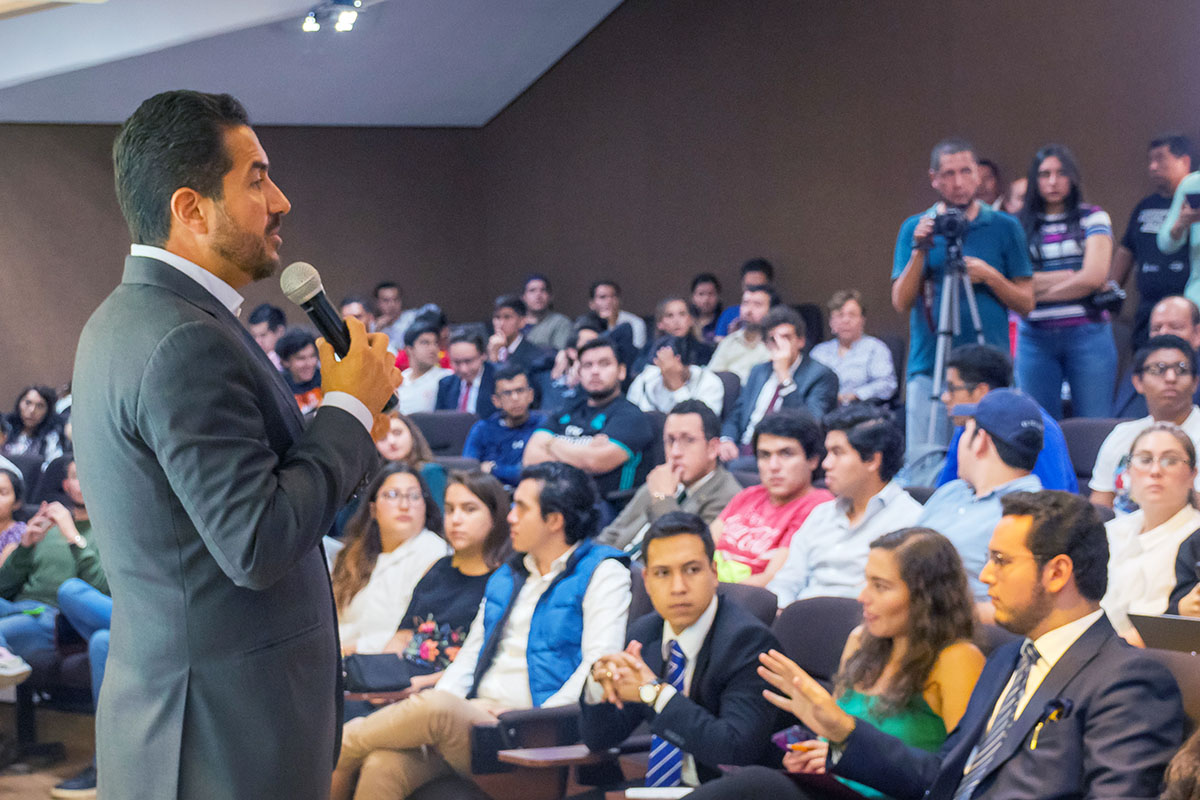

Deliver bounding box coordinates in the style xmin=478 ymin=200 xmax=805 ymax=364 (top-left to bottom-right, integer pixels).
xmin=339 ymin=689 xmax=498 ymax=799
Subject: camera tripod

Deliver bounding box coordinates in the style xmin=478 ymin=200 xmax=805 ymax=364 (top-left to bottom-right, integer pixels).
xmin=928 ymin=236 xmax=986 ymax=441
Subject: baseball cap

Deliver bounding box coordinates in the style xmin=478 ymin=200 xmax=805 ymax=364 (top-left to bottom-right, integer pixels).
xmin=952 ymin=388 xmax=1044 ymax=463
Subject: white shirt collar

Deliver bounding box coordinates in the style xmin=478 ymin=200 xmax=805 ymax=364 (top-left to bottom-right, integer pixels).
xmin=522 ymin=541 xmax=580 ymax=578
xmin=131 ymin=244 xmax=245 ymax=318
xmin=1028 ymin=608 xmax=1104 ymax=668
xmin=661 ymin=594 xmax=719 ymax=663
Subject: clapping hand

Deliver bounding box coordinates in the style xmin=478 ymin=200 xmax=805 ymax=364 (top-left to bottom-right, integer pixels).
xmin=758 ymin=650 xmax=857 ymax=743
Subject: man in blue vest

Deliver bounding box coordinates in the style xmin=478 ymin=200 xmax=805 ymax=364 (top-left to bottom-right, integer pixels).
xmin=331 ymin=462 xmax=632 ymax=800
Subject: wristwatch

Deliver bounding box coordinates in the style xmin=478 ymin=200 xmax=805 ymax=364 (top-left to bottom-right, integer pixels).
xmin=638 ymin=679 xmax=663 ymax=705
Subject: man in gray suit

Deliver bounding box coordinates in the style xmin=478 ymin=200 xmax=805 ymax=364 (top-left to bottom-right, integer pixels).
xmin=600 ymin=400 xmax=742 ymax=554
xmin=71 ymin=91 xmax=399 ymax=800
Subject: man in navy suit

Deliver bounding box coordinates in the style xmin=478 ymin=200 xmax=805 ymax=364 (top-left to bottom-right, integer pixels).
xmin=487 ymin=294 xmax=553 ymax=374
xmin=581 ymin=511 xmax=781 ymax=788
xmin=435 ymin=330 xmax=497 ymax=417
xmin=719 ymin=306 xmax=838 ymax=465
xmin=688 ymin=490 xmax=1186 ymax=800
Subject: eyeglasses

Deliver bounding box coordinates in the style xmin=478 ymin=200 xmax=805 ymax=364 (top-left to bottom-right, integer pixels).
xmin=1139 ymin=362 xmax=1193 ymax=377
xmin=985 ymin=551 xmax=1036 ymax=570
xmin=1128 ymin=452 xmax=1193 ymax=470
xmin=377 ymin=489 xmax=424 ymax=505
xmin=665 ymin=434 xmax=704 ymax=449
xmin=943 ymin=381 xmax=978 ymax=395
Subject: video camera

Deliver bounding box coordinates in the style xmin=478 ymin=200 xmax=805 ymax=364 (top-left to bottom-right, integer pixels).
xmin=932 ymin=207 xmax=968 ymax=241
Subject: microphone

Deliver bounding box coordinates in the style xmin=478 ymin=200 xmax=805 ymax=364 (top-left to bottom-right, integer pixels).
xmin=280 ymin=261 xmax=397 ymax=412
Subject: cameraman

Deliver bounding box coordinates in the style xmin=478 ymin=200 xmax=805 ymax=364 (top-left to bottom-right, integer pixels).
xmin=892 ymin=137 xmax=1033 ymax=464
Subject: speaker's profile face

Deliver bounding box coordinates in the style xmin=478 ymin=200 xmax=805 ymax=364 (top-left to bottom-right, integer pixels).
xmin=209 ymin=125 xmax=291 ymax=283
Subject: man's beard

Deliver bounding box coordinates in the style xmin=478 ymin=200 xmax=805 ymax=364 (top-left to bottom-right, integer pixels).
xmin=212 ymin=210 xmax=280 ymax=283
xmin=996 ymin=580 xmax=1053 ymax=637
xmin=587 ymin=383 xmax=619 ymax=402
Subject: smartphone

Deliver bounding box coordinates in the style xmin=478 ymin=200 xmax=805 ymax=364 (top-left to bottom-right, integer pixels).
xmin=1186 ymin=193 xmax=1200 ymax=209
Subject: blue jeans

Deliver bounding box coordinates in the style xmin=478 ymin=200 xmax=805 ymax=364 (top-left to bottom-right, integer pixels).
xmin=0 ymin=597 xmax=58 ymax=664
xmin=57 ymin=578 xmax=112 ymax=706
xmin=904 ymin=374 xmax=951 ymax=466
xmin=1016 ymin=320 xmax=1117 ymax=419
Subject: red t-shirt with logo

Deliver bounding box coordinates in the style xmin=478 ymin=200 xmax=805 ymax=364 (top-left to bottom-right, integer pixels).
xmin=715 ymin=485 xmax=834 ymax=574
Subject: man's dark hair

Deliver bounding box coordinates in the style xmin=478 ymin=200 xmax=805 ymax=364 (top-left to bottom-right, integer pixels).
xmin=977 ymin=158 xmax=1001 ymax=180
xmin=577 ymin=336 xmax=620 ymax=363
xmin=690 ymin=272 xmax=721 ymax=293
xmin=740 ymin=258 xmax=775 ymax=282
xmin=946 ymin=344 xmax=1013 ymax=389
xmin=641 ymin=511 xmax=715 ymax=564
xmin=572 ymin=317 xmax=605 ymax=348
xmin=1150 ymin=133 xmax=1193 ymax=161
xmin=0 ymin=468 xmax=24 ymax=506
xmin=494 ymin=294 xmax=527 ymax=317
xmin=493 ymin=362 xmax=531 ymax=386
xmin=823 ymin=402 xmax=904 ymax=482
xmin=373 ymin=281 xmax=400 ymax=298
xmin=1135 ymin=334 xmax=1197 ymax=376
xmin=403 ymin=319 xmax=441 ymax=349
xmin=449 ymin=330 xmax=485 ymax=355
xmin=248 ymin=303 xmax=286 ymax=331
xmin=930 ymin=137 xmax=977 ymax=171
xmin=651 ymin=333 xmax=707 ymax=367
xmin=590 ymin=279 xmax=621 ymax=299
xmin=519 ymin=462 xmax=601 ymax=545
xmin=744 ymin=283 xmax=780 ymax=307
xmin=752 ymin=408 xmax=824 ymax=462
xmin=763 ymin=306 xmax=807 ymax=340
xmin=414 ymin=308 xmax=448 ymax=332
xmin=523 ymin=273 xmax=552 ymax=293
xmin=275 ymin=328 xmax=317 ymax=361
xmin=339 ymin=295 xmax=371 ymax=311
xmin=1000 ymin=490 xmax=1108 ymax=601
xmin=113 ymin=90 xmax=250 ymax=247
xmin=668 ymin=399 xmax=721 ymax=440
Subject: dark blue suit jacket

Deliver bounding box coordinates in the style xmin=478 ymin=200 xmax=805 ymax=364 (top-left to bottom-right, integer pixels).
xmin=721 ymin=357 xmax=838 ymax=442
xmin=435 ymin=362 xmax=497 ymax=418
xmin=833 ymin=615 xmax=1184 ymax=800
xmin=579 ymin=597 xmax=783 ymax=783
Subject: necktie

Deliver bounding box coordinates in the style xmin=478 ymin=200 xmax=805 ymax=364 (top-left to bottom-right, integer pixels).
xmin=951 ymin=641 xmax=1041 ymax=800
xmin=458 ymin=380 xmax=471 ymax=412
xmin=766 ymin=382 xmax=785 ymax=413
xmin=646 ymin=641 xmax=687 ymax=787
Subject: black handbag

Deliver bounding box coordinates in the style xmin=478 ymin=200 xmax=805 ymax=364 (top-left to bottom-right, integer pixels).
xmin=342 ymin=654 xmax=434 ymax=693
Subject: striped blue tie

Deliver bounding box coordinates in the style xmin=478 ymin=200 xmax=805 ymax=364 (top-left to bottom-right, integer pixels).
xmin=645 ymin=640 xmax=687 ymax=787
xmin=951 ymin=641 xmax=1041 ymax=800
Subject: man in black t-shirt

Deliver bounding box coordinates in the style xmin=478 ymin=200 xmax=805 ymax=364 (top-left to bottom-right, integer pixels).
xmin=1111 ymin=133 xmax=1194 ymax=348
xmin=524 ymin=337 xmax=653 ymax=497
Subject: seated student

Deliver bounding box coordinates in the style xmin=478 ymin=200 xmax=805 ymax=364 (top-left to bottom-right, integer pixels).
xmin=719 ymin=306 xmax=838 ymax=464
xmin=810 ymin=289 xmax=898 ymax=406
xmin=588 ymin=278 xmax=648 ymax=349
xmin=638 ymin=296 xmax=716 ymax=367
xmin=767 ymin=404 xmax=922 ymax=608
xmin=542 ymin=318 xmax=604 ymax=413
xmin=276 ymin=328 xmax=323 ymax=414
xmin=713 ymin=258 xmax=775 ymax=340
xmin=376 ymin=471 xmax=512 ymax=688
xmin=524 ymin=337 xmax=654 ymax=503
xmin=435 ymin=331 xmax=498 ymax=418
xmin=333 ymin=463 xmax=451 ymax=655
xmin=521 ymin=273 xmax=573 ymax=352
xmin=1091 ymin=334 xmax=1200 ymax=512
xmin=935 ymin=344 xmax=1075 ymax=492
xmin=699 ymin=491 xmax=1187 ymax=800
xmin=1169 ymin=519 xmax=1200 ymax=618
xmin=2 ymin=385 xmax=64 ymax=466
xmin=330 ymin=463 xmax=631 ymax=800
xmin=582 ymin=511 xmax=783 ymax=788
xmin=374 ymin=410 xmax=446 ymax=506
xmin=711 ymin=410 xmax=833 ymax=587
xmin=462 ymin=364 xmax=546 ymax=489
xmin=708 ymin=283 xmax=776 ymax=383
xmin=690 ymin=272 xmax=724 ymax=343
xmin=486 ymin=294 xmax=553 ymax=373
xmin=0 ymin=459 xmax=105 ymax=687
xmin=0 ymin=467 xmax=25 ymax=567
xmin=246 ymin=302 xmax=286 ymax=370
xmin=628 ymin=335 xmax=726 ymax=416
xmin=393 ymin=309 xmax=452 ymax=371
xmin=340 ymin=295 xmax=376 ymax=332
xmin=781 ymin=528 xmax=984 ymax=800
xmin=600 ymin=400 xmax=743 ymax=554
xmin=1112 ymin=296 xmax=1200 ymax=418
xmin=917 ymin=389 xmax=1044 ymax=606
xmin=397 ymin=317 xmax=452 ymax=414
xmin=1102 ymin=422 xmax=1200 ymax=642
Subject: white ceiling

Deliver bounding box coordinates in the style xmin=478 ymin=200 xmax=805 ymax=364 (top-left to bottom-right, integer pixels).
xmin=0 ymin=0 xmax=623 ymax=126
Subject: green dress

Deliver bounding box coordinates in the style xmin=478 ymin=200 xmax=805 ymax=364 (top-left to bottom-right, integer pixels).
xmin=833 ymin=688 xmax=947 ymax=799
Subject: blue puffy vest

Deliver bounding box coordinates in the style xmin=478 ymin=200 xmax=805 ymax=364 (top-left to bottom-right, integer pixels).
xmin=469 ymin=538 xmax=627 ymax=706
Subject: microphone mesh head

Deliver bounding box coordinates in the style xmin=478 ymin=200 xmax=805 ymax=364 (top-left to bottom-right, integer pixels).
xmin=280 ymin=261 xmax=323 ymax=305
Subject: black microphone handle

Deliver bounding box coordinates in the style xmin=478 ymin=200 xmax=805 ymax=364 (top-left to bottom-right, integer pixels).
xmin=299 ymin=293 xmax=398 ymax=413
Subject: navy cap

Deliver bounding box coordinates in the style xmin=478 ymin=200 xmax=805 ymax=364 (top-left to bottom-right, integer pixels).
xmin=952 ymin=388 xmax=1044 ymax=463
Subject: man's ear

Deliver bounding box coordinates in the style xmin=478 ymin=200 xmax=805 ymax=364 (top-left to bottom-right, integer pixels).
xmin=169 ymin=186 xmax=210 ymax=236
xmin=1040 ymin=553 xmax=1074 ymax=595
xmin=618 ymin=363 xmax=627 ymax=383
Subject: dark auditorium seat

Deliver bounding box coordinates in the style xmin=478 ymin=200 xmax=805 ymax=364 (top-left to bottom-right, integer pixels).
xmin=410 ymin=411 xmax=478 ymax=456
xmin=904 ymin=485 xmax=937 ymax=505
xmin=773 ymin=596 xmax=862 ymax=688
xmin=733 ymin=468 xmax=760 ymax=488
xmin=15 ymin=614 xmax=93 ymax=764
xmin=793 ymin=303 xmax=826 ymax=348
xmin=1147 ymin=649 xmax=1200 ymax=733
xmin=714 ymin=371 xmax=740 ymax=422
xmin=717 ymin=582 xmax=778 ymax=627
xmin=32 ymin=454 xmax=72 ymax=505
xmin=434 ymin=455 xmax=482 ymax=473
xmin=1059 ymin=417 xmax=1127 ymax=491
xmin=4 ymin=452 xmax=44 ymax=503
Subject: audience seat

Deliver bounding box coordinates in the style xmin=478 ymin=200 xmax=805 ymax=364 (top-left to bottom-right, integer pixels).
xmin=973 ymin=623 xmax=1019 ymax=657
xmin=793 ymin=303 xmax=826 ymax=348
xmin=1147 ymin=649 xmax=1200 ymax=733
xmin=714 ymin=371 xmax=740 ymax=422
xmin=879 ymin=332 xmax=907 ymax=407
xmin=33 ymin=454 xmax=71 ymax=505
xmin=1090 ymin=503 xmax=1115 ymax=524
xmin=15 ymin=614 xmax=93 ymax=764
xmin=1059 ymin=417 xmax=1127 ymax=490
xmin=434 ymin=455 xmax=482 ymax=473
xmin=644 ymin=411 xmax=667 ymax=472
xmin=773 ymin=596 xmax=862 ymax=688
xmin=717 ymin=582 xmax=778 ymax=627
xmin=732 ymin=468 xmax=760 ymax=488
xmin=410 ymin=411 xmax=478 ymax=456
xmin=4 ymin=452 xmax=43 ymax=503
xmin=904 ymin=485 xmax=936 ymax=505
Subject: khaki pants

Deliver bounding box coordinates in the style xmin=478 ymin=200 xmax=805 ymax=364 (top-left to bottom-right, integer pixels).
xmin=339 ymin=689 xmax=498 ymax=799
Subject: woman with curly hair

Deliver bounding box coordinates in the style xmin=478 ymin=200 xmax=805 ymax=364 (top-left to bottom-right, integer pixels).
xmin=1 ymin=386 xmax=64 ymax=465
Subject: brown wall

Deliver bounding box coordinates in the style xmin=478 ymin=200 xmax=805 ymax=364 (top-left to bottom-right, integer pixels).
xmin=4 ymin=0 xmax=1200 ymax=404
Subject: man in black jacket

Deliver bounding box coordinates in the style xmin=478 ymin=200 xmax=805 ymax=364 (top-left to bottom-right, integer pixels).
xmin=581 ymin=511 xmax=781 ymax=787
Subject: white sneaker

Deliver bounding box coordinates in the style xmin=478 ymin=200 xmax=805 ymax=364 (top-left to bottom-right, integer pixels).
xmin=0 ymin=650 xmax=31 ymax=687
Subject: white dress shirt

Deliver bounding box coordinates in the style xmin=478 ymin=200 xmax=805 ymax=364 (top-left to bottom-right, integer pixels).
xmin=1101 ymin=505 xmax=1200 ymax=636
xmin=398 ymin=366 xmax=452 ymax=414
xmin=459 ymin=375 xmax=482 ymax=414
xmin=438 ymin=544 xmax=631 ymax=708
xmin=130 ymin=244 xmax=373 ymax=433
xmin=741 ymin=356 xmax=802 ymax=445
xmin=338 ymin=529 xmax=450 ymax=653
xmin=627 ymin=365 xmax=725 ymax=417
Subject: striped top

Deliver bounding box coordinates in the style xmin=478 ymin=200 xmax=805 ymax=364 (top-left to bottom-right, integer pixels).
xmin=1027 ymin=204 xmax=1113 ymax=323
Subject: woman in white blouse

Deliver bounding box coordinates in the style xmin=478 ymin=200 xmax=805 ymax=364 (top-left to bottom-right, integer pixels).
xmin=1101 ymin=421 xmax=1200 ymax=643
xmin=333 ymin=463 xmax=451 ymax=654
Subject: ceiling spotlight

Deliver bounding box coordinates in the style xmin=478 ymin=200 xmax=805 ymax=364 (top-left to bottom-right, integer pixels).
xmin=334 ymin=9 xmax=357 ymax=31
xmin=301 ymin=12 xmax=320 ymax=32
xmin=301 ymin=0 xmax=363 ymax=34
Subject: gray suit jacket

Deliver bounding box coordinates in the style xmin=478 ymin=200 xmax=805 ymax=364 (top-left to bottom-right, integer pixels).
xmin=598 ymin=465 xmax=743 ymax=551
xmin=72 ymin=256 xmax=378 ymax=800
